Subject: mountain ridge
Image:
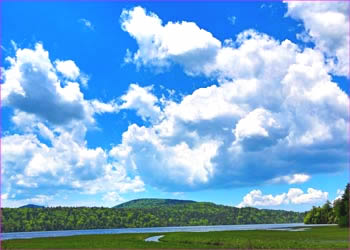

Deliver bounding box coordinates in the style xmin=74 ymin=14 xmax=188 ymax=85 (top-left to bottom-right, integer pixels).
xmin=114 ymin=198 xmax=197 ymax=208
xmin=3 ymin=199 xmax=305 ymax=232
xmin=19 ymin=204 xmax=45 ymax=208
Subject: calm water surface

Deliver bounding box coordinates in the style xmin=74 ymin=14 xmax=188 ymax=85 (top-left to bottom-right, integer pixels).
xmin=2 ymin=223 xmax=333 ymax=240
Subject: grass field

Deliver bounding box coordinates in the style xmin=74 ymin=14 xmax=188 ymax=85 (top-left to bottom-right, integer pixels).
xmin=2 ymin=226 xmax=349 ymax=249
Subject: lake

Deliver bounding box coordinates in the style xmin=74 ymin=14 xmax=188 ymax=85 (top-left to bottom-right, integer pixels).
xmin=2 ymin=223 xmax=333 ymax=240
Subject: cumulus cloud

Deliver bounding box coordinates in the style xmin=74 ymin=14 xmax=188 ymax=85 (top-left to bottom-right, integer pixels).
xmin=1 ymin=43 xmax=121 ymax=126
xmin=233 ymin=108 xmax=288 ymax=151
xmin=3 ymin=5 xmax=348 ymax=203
xmin=237 ymin=188 xmax=328 ymax=207
xmin=123 ymin=4 xmax=349 ymax=79
xmin=110 ymin=124 xmax=222 ymax=189
xmin=119 ymin=84 xmax=162 ymax=122
xmin=2 ymin=124 xmax=145 ymax=203
xmin=91 ymin=83 xmax=162 ymax=119
xmin=90 ymin=100 xmax=119 ymax=114
xmin=121 ymin=6 xmax=221 ymax=73
xmin=115 ymin=7 xmax=348 ymax=191
xmin=55 ymin=60 xmax=80 ymax=80
xmin=1 ymin=43 xmax=94 ymax=125
xmin=1 ymin=43 xmax=145 ymax=204
xmin=121 ymin=6 xmax=299 ymax=81
xmin=237 ymin=190 xmax=288 ymax=207
xmin=287 ymin=188 xmax=329 ymax=204
xmin=285 ymin=1 xmax=349 ymax=77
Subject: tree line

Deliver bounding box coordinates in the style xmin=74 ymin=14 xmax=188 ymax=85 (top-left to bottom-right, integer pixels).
xmin=1 ymin=202 xmax=305 ymax=233
xmin=304 ymin=183 xmax=349 ymax=227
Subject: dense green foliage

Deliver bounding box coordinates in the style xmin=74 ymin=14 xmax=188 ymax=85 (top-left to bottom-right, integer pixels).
xmin=2 ymin=201 xmax=305 ymax=233
xmin=3 ymin=226 xmax=348 ymax=249
xmin=304 ymin=201 xmax=336 ymax=224
xmin=304 ymin=183 xmax=349 ymax=227
xmin=114 ymin=198 xmax=196 ymax=208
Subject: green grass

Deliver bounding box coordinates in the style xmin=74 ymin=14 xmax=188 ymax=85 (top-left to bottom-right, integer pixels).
xmin=3 ymin=226 xmax=348 ymax=249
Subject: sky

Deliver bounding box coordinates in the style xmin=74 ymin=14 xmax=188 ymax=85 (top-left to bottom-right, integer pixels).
xmin=1 ymin=1 xmax=349 ymax=212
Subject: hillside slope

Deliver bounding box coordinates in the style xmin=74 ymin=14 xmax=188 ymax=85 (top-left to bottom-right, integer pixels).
xmin=114 ymin=198 xmax=196 ymax=208
xmin=2 ymin=200 xmax=305 ymax=232
xmin=19 ymin=204 xmax=44 ymax=208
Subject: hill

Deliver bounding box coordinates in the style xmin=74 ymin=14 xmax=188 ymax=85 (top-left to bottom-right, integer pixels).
xmin=114 ymin=198 xmax=196 ymax=208
xmin=2 ymin=200 xmax=305 ymax=232
xmin=19 ymin=204 xmax=44 ymax=208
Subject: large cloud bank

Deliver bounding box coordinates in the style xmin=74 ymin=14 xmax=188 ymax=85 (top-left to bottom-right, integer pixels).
xmin=2 ymin=2 xmax=348 ymax=206
xmin=1 ymin=44 xmax=143 ymax=205
xmin=113 ymin=5 xmax=348 ymax=191
xmin=285 ymin=1 xmax=349 ymax=77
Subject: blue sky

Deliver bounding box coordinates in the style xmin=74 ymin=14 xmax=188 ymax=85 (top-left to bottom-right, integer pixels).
xmin=1 ymin=1 xmax=349 ymax=211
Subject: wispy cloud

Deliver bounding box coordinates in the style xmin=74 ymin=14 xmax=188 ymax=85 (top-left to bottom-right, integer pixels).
xmin=79 ymin=18 xmax=94 ymax=30
xmin=228 ymin=16 xmax=236 ymax=25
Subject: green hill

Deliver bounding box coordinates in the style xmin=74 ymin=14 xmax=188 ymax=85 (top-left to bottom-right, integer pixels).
xmin=2 ymin=200 xmax=305 ymax=232
xmin=19 ymin=204 xmax=44 ymax=208
xmin=114 ymin=198 xmax=196 ymax=209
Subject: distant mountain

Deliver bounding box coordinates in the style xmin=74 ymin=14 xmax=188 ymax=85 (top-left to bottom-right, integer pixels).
xmin=114 ymin=198 xmax=197 ymax=208
xmin=19 ymin=204 xmax=44 ymax=208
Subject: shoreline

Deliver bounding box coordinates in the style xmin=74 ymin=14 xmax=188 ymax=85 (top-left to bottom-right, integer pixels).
xmin=2 ymin=226 xmax=348 ymax=249
xmin=2 ymin=223 xmax=336 ymax=241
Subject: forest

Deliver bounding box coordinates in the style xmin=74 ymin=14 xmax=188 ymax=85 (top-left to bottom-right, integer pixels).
xmin=2 ymin=201 xmax=305 ymax=233
xmin=304 ymin=183 xmax=349 ymax=227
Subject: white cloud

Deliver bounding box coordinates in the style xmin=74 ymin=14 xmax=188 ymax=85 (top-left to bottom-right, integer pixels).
xmin=2 ymin=43 xmax=94 ymax=125
xmin=122 ymin=7 xmax=299 ymax=80
xmin=285 ymin=1 xmax=349 ymax=77
xmin=29 ymin=194 xmax=53 ymax=205
xmin=271 ymin=173 xmax=311 ymax=184
xmin=2 ymin=123 xmax=144 ymax=204
xmin=117 ymin=7 xmax=348 ymax=191
xmin=1 ymin=43 xmax=147 ymax=206
xmin=90 ymin=99 xmax=119 ymax=114
xmin=337 ymin=189 xmax=344 ymax=196
xmin=3 ymin=5 xmax=349 ymax=202
xmin=238 ymin=188 xmax=328 ymax=208
xmin=1 ymin=193 xmax=9 ymax=200
xmin=79 ymin=73 xmax=90 ymax=87
xmin=55 ymin=60 xmax=80 ymax=80
xmin=237 ymin=190 xmax=287 ymax=207
xmin=228 ymin=16 xmax=236 ymax=25
xmin=119 ymin=84 xmax=162 ymax=122
xmin=121 ymin=6 xmax=221 ymax=72
xmin=333 ymin=189 xmax=344 ymax=202
xmin=233 ymin=108 xmax=287 ymax=151
xmin=10 ymin=40 xmax=18 ymax=50
xmin=55 ymin=60 xmax=80 ymax=81
xmin=110 ymin=123 xmax=221 ymax=189
xmin=123 ymin=4 xmax=349 ymax=80
xmin=287 ymin=188 xmax=328 ymax=205
xmin=2 ymin=43 xmax=121 ymax=125
xmin=79 ymin=18 xmax=94 ymax=30
xmin=102 ymin=192 xmax=125 ymax=203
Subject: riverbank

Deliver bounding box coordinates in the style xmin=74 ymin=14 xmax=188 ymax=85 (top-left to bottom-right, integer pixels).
xmin=3 ymin=226 xmax=348 ymax=249
xmin=2 ymin=223 xmax=332 ymax=241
